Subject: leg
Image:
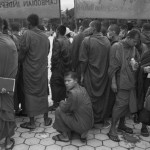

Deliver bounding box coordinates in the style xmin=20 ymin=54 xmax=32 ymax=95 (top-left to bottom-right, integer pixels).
xmin=5 ymin=137 xmax=15 ymax=150
xmin=44 ymin=113 xmax=52 ymax=126
xmin=141 ymin=123 xmax=149 ymax=137
xmin=20 ymin=117 xmax=36 ymax=129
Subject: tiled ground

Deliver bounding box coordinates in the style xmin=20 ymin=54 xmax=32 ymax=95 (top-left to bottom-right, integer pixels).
xmin=0 ymin=111 xmax=150 ymax=150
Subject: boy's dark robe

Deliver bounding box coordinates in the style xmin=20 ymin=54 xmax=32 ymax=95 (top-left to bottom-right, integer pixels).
xmin=79 ymin=33 xmax=111 ymax=123
xmin=19 ymin=28 xmax=49 ymax=117
xmin=53 ymin=85 xmax=94 ymax=134
xmin=0 ymin=34 xmax=18 ymax=140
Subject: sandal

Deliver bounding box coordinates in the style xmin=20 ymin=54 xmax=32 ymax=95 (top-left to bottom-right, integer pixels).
xmin=118 ymin=126 xmax=133 ymax=134
xmin=5 ymin=138 xmax=15 ymax=150
xmin=44 ymin=117 xmax=52 ymax=126
xmin=20 ymin=122 xmax=36 ymax=130
xmin=52 ymin=134 xmax=70 ymax=142
xmin=141 ymin=127 xmax=149 ymax=137
xmin=107 ymin=133 xmax=120 ymax=142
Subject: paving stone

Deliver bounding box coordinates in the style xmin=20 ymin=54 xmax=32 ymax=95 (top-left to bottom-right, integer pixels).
xmin=88 ymin=129 xmax=100 ymax=134
xmin=29 ymin=144 xmax=45 ymax=150
xmin=35 ymin=132 xmax=50 ymax=139
xmin=50 ymin=132 xmax=60 ymax=138
xmin=133 ymin=147 xmax=144 ymax=150
xmin=62 ymin=145 xmax=78 ymax=150
xmin=21 ymin=132 xmax=35 ymax=139
xmin=45 ymin=127 xmax=57 ymax=133
xmin=13 ymin=132 xmax=21 ymax=138
xmin=13 ymin=144 xmax=29 ymax=150
xmin=103 ymin=140 xmax=119 ymax=148
xmin=96 ymin=146 xmax=111 ymax=150
xmin=22 ymin=118 xmax=29 ymax=122
xmin=95 ymin=134 xmax=109 ymax=141
xmin=136 ymin=141 xmax=150 ymax=149
xmin=126 ymin=119 xmax=135 ymax=125
xmin=31 ymin=127 xmax=45 ymax=133
xmin=14 ymin=137 xmax=25 ymax=145
xmin=40 ymin=122 xmax=53 ymax=128
xmin=15 ymin=118 xmax=23 ymax=122
xmin=25 ymin=137 xmax=40 ymax=145
xmin=35 ymin=122 xmax=41 ymax=127
xmin=126 ymin=124 xmax=134 ymax=129
xmin=40 ymin=137 xmax=55 ymax=146
xmin=36 ymin=118 xmax=44 ymax=123
xmin=79 ymin=145 xmax=94 ymax=150
xmin=17 ymin=127 xmax=30 ymax=133
xmin=87 ymin=139 xmax=102 ymax=147
xmin=101 ymin=128 xmax=109 ymax=134
xmin=139 ymin=135 xmax=150 ymax=142
xmin=71 ymin=139 xmax=86 ymax=147
xmin=87 ymin=134 xmax=94 ymax=140
xmin=133 ymin=129 xmax=141 ymax=134
xmin=46 ymin=145 xmax=61 ymax=150
xmin=134 ymin=124 xmax=142 ymax=130
xmin=16 ymin=122 xmax=25 ymax=128
xmin=56 ymin=141 xmax=70 ymax=146
xmin=119 ymin=141 xmax=135 ymax=149
xmin=112 ymin=146 xmax=128 ymax=150
xmin=35 ymin=114 xmax=44 ymax=119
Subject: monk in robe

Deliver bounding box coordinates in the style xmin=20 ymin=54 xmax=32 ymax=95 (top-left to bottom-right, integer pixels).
xmin=0 ymin=17 xmax=18 ymax=149
xmin=52 ymin=72 xmax=93 ymax=142
xmin=108 ymin=29 xmax=140 ymax=142
xmin=19 ymin=14 xmax=52 ymax=129
xmin=50 ymin=25 xmax=71 ymax=109
xmin=79 ymin=20 xmax=111 ymax=127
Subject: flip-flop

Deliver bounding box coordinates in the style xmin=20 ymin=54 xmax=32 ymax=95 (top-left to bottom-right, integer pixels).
xmin=107 ymin=133 xmax=120 ymax=142
xmin=52 ymin=134 xmax=70 ymax=142
xmin=20 ymin=122 xmax=36 ymax=130
xmin=118 ymin=126 xmax=133 ymax=134
xmin=44 ymin=117 xmax=52 ymax=126
xmin=5 ymin=138 xmax=15 ymax=150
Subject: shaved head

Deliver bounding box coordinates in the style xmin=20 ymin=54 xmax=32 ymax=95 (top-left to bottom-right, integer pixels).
xmin=89 ymin=20 xmax=101 ymax=32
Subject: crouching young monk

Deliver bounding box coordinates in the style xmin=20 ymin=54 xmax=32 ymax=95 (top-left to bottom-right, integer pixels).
xmin=52 ymin=71 xmax=94 ymax=142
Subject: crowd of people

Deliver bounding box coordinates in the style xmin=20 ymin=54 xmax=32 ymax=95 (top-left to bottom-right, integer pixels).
xmin=0 ymin=13 xmax=150 ymax=149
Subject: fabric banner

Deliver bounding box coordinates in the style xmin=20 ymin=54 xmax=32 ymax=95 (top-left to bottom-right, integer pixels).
xmin=0 ymin=0 xmax=60 ymax=18
xmin=74 ymin=0 xmax=150 ymax=19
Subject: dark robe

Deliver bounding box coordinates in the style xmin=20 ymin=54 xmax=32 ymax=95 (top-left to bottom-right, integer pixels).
xmin=19 ymin=28 xmax=49 ymax=117
xmin=0 ymin=34 xmax=18 ymax=140
xmin=50 ymin=36 xmax=71 ymax=105
xmin=53 ymin=85 xmax=94 ymax=134
xmin=137 ymin=50 xmax=150 ymax=110
xmin=79 ymin=33 xmax=111 ymax=123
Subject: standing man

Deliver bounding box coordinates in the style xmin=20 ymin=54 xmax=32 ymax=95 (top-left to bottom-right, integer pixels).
xmin=108 ymin=29 xmax=140 ymax=142
xmin=0 ymin=17 xmax=18 ymax=149
xmin=79 ymin=20 xmax=111 ymax=127
xmin=19 ymin=14 xmax=52 ymax=129
xmin=50 ymin=25 xmax=71 ymax=110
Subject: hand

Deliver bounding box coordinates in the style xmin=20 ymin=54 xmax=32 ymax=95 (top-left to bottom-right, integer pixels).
xmin=111 ymin=82 xmax=117 ymax=93
xmin=1 ymin=88 xmax=7 ymax=94
xmin=144 ymin=66 xmax=150 ymax=73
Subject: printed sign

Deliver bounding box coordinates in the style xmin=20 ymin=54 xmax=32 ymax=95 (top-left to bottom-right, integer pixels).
xmin=75 ymin=0 xmax=150 ymax=19
xmin=0 ymin=0 xmax=60 ymax=18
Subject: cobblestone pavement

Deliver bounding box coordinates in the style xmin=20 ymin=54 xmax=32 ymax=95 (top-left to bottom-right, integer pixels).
xmin=0 ymin=111 xmax=150 ymax=150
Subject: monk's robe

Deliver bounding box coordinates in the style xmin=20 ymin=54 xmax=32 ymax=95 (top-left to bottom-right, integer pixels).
xmin=108 ymin=41 xmax=139 ymax=117
xmin=0 ymin=34 xmax=18 ymax=140
xmin=50 ymin=37 xmax=71 ymax=105
xmin=53 ymin=85 xmax=93 ymax=134
xmin=19 ymin=28 xmax=49 ymax=117
xmin=137 ymin=50 xmax=150 ymax=111
xmin=79 ymin=33 xmax=111 ymax=123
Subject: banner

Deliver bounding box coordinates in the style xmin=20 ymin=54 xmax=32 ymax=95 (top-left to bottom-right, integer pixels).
xmin=74 ymin=0 xmax=150 ymax=19
xmin=0 ymin=0 xmax=60 ymax=18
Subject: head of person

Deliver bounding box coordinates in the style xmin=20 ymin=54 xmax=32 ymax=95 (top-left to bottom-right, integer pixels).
xmin=3 ymin=19 xmax=9 ymax=34
xmin=126 ymin=29 xmax=141 ymax=47
xmin=119 ymin=24 xmax=128 ymax=39
xmin=101 ymin=20 xmax=109 ymax=36
xmin=64 ymin=72 xmax=78 ymax=91
xmin=107 ymin=24 xmax=120 ymax=40
xmin=10 ymin=22 xmax=20 ymax=32
xmin=27 ymin=14 xmax=39 ymax=29
xmin=56 ymin=25 xmax=66 ymax=37
xmin=37 ymin=25 xmax=45 ymax=31
xmin=89 ymin=20 xmax=101 ymax=34
xmin=141 ymin=23 xmax=150 ymax=32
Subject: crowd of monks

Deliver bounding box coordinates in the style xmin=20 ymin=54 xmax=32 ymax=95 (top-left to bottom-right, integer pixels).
xmin=0 ymin=14 xmax=150 ymax=149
